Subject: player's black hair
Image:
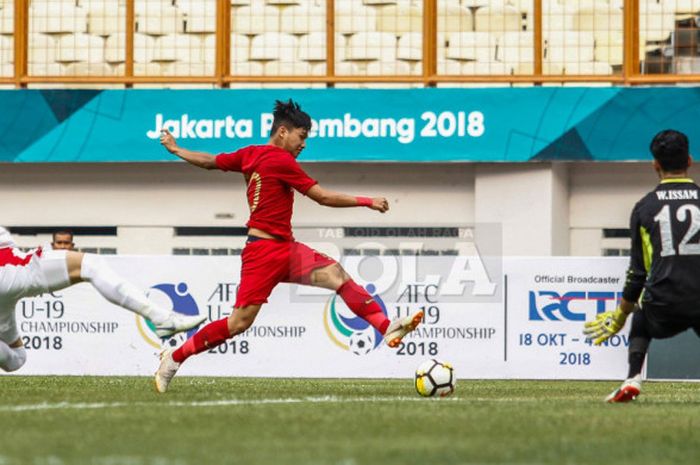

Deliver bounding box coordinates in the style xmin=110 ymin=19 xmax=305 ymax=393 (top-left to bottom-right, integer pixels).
xmin=52 ymin=229 xmax=74 ymax=241
xmin=650 ymin=129 xmax=690 ymax=172
xmin=270 ymin=99 xmax=312 ymax=135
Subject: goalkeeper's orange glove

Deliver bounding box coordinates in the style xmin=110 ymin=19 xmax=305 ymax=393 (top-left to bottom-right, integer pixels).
xmin=583 ymin=306 xmax=629 ymax=345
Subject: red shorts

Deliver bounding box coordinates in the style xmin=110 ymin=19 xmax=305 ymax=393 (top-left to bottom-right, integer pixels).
xmin=235 ymin=239 xmax=336 ymax=308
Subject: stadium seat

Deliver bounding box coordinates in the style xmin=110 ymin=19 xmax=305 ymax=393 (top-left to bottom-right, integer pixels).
xmin=345 ymin=31 xmax=397 ymax=61
xmin=162 ymin=62 xmax=215 ymax=76
xmin=365 ymin=60 xmax=413 ymax=75
xmin=572 ymin=4 xmax=623 ymax=33
xmin=545 ymin=31 xmax=595 ymax=64
xmin=0 ymin=34 xmax=12 ymax=65
xmin=564 ymin=61 xmax=613 ymax=75
xmin=639 ymin=1 xmax=674 ymax=43
xmin=202 ymin=34 xmax=215 ymax=63
xmin=363 ymin=0 xmax=401 ymax=4
xmin=250 ymin=32 xmax=300 ymax=61
xmin=230 ymin=61 xmax=265 ymax=75
xmin=528 ymin=2 xmax=575 ymax=33
xmin=180 ymin=0 xmax=217 ymax=33
xmin=446 ymin=32 xmax=496 ymax=62
xmin=135 ymin=2 xmax=185 ymax=35
xmin=594 ymin=31 xmax=623 ymax=66
xmin=87 ymin=4 xmax=126 ymax=36
xmin=462 ymin=60 xmax=512 ymax=75
xmin=397 ymin=32 xmax=422 ymax=61
xmin=264 ymin=60 xmax=318 ymax=76
xmin=438 ymin=2 xmax=473 ymax=34
xmin=114 ymin=62 xmax=162 ymax=76
xmin=56 ymin=33 xmax=105 ymax=63
xmin=0 ymin=3 xmax=12 ymax=34
xmin=438 ymin=59 xmax=511 ymax=75
xmin=152 ymin=34 xmax=205 ymax=63
xmin=474 ymin=5 xmax=521 ymax=33
xmin=377 ymin=3 xmax=422 ymax=34
xmin=508 ymin=0 xmax=533 ymax=15
xmin=335 ymin=1 xmax=378 ymax=35
xmin=230 ymin=33 xmax=251 ymax=63
xmin=279 ymin=4 xmax=326 ymax=34
xmin=64 ymin=62 xmax=113 ymax=76
xmin=31 ymin=3 xmax=88 ymax=34
xmin=514 ymin=61 xmax=563 ymax=74
xmin=28 ymin=33 xmax=57 ymax=65
xmin=298 ymin=32 xmax=343 ymax=62
xmin=28 ymin=63 xmax=64 ymax=76
xmin=496 ymin=31 xmax=533 ymax=64
xmin=334 ymin=61 xmax=361 ymax=75
xmin=675 ymin=0 xmax=700 ymax=15
xmin=231 ymin=4 xmax=280 ymax=34
xmin=81 ymin=0 xmax=122 ymax=10
xmin=104 ymin=32 xmax=156 ymax=63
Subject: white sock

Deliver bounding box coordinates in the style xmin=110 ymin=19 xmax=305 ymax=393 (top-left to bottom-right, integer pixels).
xmin=0 ymin=340 xmax=26 ymax=372
xmin=80 ymin=254 xmax=171 ymax=325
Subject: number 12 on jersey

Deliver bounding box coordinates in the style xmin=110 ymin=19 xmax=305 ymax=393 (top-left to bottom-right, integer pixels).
xmin=654 ymin=203 xmax=700 ymax=256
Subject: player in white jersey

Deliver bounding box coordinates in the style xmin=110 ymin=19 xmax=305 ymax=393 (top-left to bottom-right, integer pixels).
xmin=0 ymin=226 xmax=205 ymax=372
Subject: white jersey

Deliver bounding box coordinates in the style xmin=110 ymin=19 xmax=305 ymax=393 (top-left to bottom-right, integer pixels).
xmin=0 ymin=246 xmax=70 ymax=344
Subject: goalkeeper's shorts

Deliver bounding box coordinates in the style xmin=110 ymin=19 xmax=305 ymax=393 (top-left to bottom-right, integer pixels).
xmin=636 ymin=301 xmax=700 ymax=339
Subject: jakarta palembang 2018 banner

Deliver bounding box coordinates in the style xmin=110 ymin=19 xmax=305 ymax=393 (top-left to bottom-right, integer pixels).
xmin=2 ymin=87 xmax=700 ymax=163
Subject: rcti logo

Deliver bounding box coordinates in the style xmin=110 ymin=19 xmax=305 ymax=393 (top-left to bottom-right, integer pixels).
xmin=137 ymin=282 xmax=202 ymax=349
xmin=323 ymin=283 xmax=387 ymax=355
xmin=528 ymin=290 xmax=624 ymax=321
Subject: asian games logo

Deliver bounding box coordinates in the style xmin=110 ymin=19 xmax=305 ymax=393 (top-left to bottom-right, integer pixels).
xmin=136 ymin=282 xmax=202 ymax=349
xmin=323 ymin=283 xmax=387 ymax=356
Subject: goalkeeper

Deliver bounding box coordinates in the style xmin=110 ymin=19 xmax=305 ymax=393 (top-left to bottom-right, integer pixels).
xmin=584 ymin=129 xmax=700 ymax=403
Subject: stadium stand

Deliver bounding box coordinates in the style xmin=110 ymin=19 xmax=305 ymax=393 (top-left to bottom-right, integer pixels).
xmin=0 ymin=0 xmax=696 ymax=81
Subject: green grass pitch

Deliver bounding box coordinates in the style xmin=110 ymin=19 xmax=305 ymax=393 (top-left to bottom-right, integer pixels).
xmin=0 ymin=377 xmax=699 ymax=465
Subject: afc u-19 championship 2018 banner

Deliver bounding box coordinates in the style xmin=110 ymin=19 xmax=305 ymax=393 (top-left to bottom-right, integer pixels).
xmin=10 ymin=255 xmax=639 ymax=380
xmin=4 ymin=87 xmax=700 ymax=162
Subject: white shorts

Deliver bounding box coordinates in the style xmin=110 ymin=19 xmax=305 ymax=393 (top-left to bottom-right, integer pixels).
xmin=0 ymin=248 xmax=71 ymax=343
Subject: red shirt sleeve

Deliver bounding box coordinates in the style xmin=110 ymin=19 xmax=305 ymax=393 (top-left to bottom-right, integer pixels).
xmin=215 ymin=147 xmax=250 ymax=172
xmin=276 ymin=156 xmax=318 ymax=195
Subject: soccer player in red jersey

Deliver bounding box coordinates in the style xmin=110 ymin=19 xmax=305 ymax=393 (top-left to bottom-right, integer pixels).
xmin=154 ymin=99 xmax=423 ymax=392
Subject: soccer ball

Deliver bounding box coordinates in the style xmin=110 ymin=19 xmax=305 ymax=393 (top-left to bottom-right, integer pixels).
xmin=348 ymin=330 xmax=375 ymax=355
xmin=415 ymin=359 xmax=456 ymax=397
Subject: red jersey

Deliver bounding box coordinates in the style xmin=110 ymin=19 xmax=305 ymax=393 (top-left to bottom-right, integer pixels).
xmin=215 ymin=145 xmax=317 ymax=241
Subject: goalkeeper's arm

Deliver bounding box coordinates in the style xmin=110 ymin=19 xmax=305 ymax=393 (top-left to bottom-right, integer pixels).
xmin=583 ymin=298 xmax=636 ymax=345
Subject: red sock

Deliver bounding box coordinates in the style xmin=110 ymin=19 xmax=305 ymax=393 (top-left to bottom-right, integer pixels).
xmin=172 ymin=318 xmax=231 ymax=363
xmin=336 ymin=280 xmax=390 ymax=334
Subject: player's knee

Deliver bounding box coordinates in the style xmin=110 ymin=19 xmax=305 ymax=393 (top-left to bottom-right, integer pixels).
xmin=0 ymin=346 xmax=26 ymax=372
xmin=78 ymin=253 xmax=101 ymax=281
xmin=322 ymin=263 xmax=349 ymax=289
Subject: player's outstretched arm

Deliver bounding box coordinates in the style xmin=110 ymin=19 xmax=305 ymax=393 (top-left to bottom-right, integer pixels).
xmin=160 ymin=129 xmax=218 ymax=170
xmin=306 ymin=185 xmax=389 ymax=213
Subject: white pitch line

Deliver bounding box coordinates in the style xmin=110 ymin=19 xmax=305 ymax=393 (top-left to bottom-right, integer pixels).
xmin=0 ymin=395 xmax=598 ymax=413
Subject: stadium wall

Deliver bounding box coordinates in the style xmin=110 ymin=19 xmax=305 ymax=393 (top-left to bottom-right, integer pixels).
xmin=4 ymin=161 xmax=697 ymax=256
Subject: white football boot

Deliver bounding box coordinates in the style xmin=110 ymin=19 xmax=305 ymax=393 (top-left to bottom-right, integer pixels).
xmin=605 ymin=374 xmax=642 ymax=403
xmin=154 ymin=349 xmax=181 ymax=393
xmin=384 ymin=310 xmax=424 ymax=348
xmin=154 ymin=313 xmax=206 ymax=338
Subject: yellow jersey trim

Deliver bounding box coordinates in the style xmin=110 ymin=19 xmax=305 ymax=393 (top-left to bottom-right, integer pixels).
xmin=660 ymin=178 xmax=693 ymax=184
xmin=640 ymin=226 xmax=653 ymax=273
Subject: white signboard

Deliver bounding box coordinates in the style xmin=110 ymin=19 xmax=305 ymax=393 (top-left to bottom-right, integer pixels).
xmin=10 ymin=256 xmax=633 ymax=380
